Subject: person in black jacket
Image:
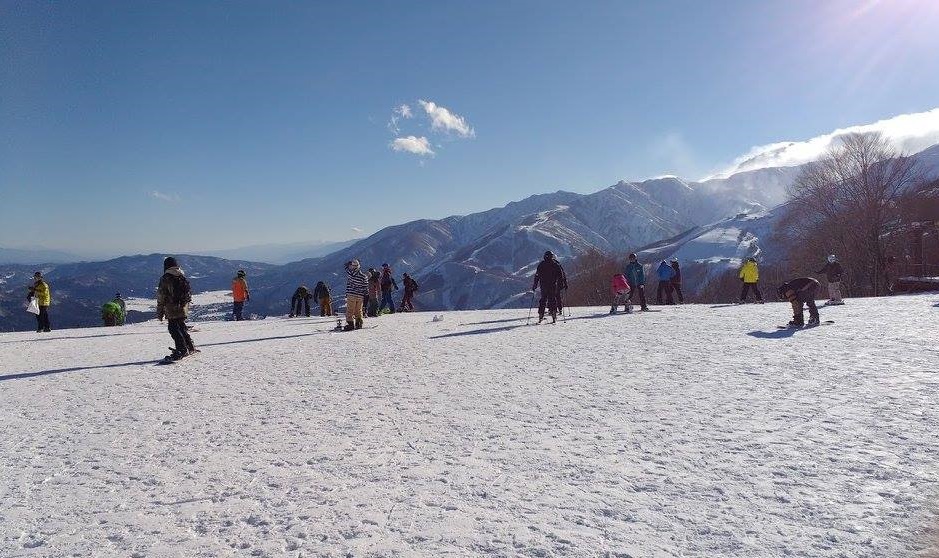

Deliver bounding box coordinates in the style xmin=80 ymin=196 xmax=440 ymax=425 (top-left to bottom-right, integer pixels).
xmin=313 ymin=281 xmax=332 ymax=316
xmin=531 ymin=250 xmax=564 ymax=323
xmin=290 ymin=285 xmax=312 ymax=317
xmin=816 ymin=254 xmax=844 ymax=305
xmin=777 ymin=277 xmax=821 ymax=327
xmin=669 ymin=258 xmax=684 ymax=304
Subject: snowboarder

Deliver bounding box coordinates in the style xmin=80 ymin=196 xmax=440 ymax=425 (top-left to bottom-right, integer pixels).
xmin=367 ymin=267 xmax=381 ymax=317
xmin=101 ymin=300 xmax=125 ymax=326
xmin=624 ymin=253 xmax=649 ymax=311
xmin=378 ymin=263 xmax=398 ymax=314
xmin=156 ymin=256 xmax=195 ymax=360
xmin=344 ymin=259 xmax=368 ymax=330
xmin=738 ymin=257 xmax=764 ymax=303
xmin=290 ymin=285 xmax=312 ymax=317
xmin=656 ymin=260 xmax=676 ymax=305
xmin=400 ymin=273 xmax=419 ymax=312
xmin=26 ymin=271 xmax=51 ymax=332
xmin=610 ymin=273 xmax=632 ymax=314
xmin=670 ymin=258 xmax=684 ymax=304
xmin=313 ymin=281 xmax=332 ymax=316
xmin=113 ymin=292 xmax=126 ymax=319
xmin=816 ymin=255 xmax=844 ymax=305
xmin=532 ymin=250 xmax=564 ymax=323
xmin=231 ymin=269 xmax=250 ymax=321
xmin=777 ymin=277 xmax=821 ymax=327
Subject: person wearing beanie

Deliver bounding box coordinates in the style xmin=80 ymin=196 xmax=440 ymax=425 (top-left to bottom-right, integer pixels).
xmin=26 ymin=271 xmax=52 ymax=332
xmin=231 ymin=269 xmax=249 ymax=321
xmin=157 ymin=256 xmax=196 ymax=360
xmin=344 ymin=259 xmax=368 ymax=330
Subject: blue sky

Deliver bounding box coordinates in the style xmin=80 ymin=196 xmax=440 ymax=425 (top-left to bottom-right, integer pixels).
xmin=2 ymin=0 xmax=939 ymax=256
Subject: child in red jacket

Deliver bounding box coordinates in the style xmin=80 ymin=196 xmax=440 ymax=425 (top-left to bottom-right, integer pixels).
xmin=610 ymin=273 xmax=632 ymax=314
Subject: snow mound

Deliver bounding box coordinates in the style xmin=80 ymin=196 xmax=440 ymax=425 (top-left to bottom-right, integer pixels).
xmin=2 ymin=294 xmax=938 ymax=556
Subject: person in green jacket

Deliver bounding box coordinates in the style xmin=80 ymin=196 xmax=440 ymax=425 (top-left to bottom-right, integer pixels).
xmin=101 ymin=301 xmax=125 ymax=326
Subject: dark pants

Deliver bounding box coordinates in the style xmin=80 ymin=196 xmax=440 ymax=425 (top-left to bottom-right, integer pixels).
xmin=168 ymin=318 xmax=194 ymax=353
xmin=740 ymin=283 xmax=763 ymax=302
xmin=233 ymin=301 xmax=245 ymax=321
xmin=791 ymin=285 xmax=820 ymax=324
xmin=291 ymin=296 xmax=310 ymax=317
xmin=538 ymin=289 xmax=558 ymax=318
xmin=378 ymin=291 xmax=395 ymax=313
xmin=656 ymin=281 xmax=674 ymax=304
xmin=36 ymin=306 xmax=51 ymax=332
xmin=672 ymin=282 xmax=684 ymax=303
xmin=401 ymin=290 xmax=415 ymax=311
xmin=629 ymin=285 xmax=648 ymax=309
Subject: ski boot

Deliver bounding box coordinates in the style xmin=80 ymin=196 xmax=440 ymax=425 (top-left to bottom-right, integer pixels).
xmin=354 ymin=317 xmax=363 ymax=330
xmin=343 ymin=322 xmax=355 ymax=332
xmin=609 ymin=306 xmax=616 ymax=314
xmin=807 ymin=316 xmax=820 ymax=326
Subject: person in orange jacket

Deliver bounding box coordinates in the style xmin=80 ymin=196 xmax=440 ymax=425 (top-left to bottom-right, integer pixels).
xmin=231 ymin=269 xmax=250 ymax=321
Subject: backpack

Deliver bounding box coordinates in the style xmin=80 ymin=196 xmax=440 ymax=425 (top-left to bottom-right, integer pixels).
xmin=169 ymin=273 xmax=192 ymax=306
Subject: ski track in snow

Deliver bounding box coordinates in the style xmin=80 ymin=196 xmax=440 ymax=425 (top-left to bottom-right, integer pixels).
xmin=1 ymin=295 xmax=939 ymax=557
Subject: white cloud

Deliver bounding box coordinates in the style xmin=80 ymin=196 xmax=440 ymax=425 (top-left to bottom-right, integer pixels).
xmin=351 ymin=226 xmax=363 ymax=233
xmin=710 ymin=107 xmax=939 ymax=179
xmin=418 ymin=99 xmax=475 ymax=138
xmin=388 ymin=104 xmax=413 ymax=134
xmin=151 ymin=191 xmax=180 ymax=203
xmin=390 ymin=135 xmax=435 ymax=156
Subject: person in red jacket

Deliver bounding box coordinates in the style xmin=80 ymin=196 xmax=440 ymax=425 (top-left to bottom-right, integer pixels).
xmin=610 ymin=273 xmax=632 ymax=314
xmin=231 ymin=269 xmax=250 ymax=321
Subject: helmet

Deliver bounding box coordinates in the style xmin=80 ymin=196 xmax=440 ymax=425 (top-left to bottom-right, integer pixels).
xmin=827 ymin=254 xmax=836 ymax=263
xmin=237 ymin=269 xmax=246 ymax=277
xmin=382 ymin=263 xmax=389 ymax=268
xmin=670 ymin=257 xmax=678 ymax=263
xmin=33 ymin=271 xmax=42 ymax=278
xmin=628 ymin=253 xmax=637 ymax=260
xmin=163 ymin=256 xmax=178 ymax=270
xmin=544 ymin=250 xmax=554 ymax=260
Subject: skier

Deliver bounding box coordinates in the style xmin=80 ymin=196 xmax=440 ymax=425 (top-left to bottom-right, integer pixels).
xmin=624 ymin=253 xmax=649 ymax=311
xmin=378 ymin=263 xmax=398 ymax=314
xmin=367 ymin=267 xmax=381 ymax=317
xmin=101 ymin=300 xmax=124 ymax=326
xmin=777 ymin=277 xmax=821 ymax=327
xmin=313 ymin=281 xmax=332 ymax=316
xmin=817 ymin=255 xmax=844 ymax=305
xmin=401 ymin=273 xmax=419 ymax=312
xmin=531 ymin=250 xmax=564 ymax=323
xmin=113 ymin=292 xmax=127 ymax=319
xmin=290 ymin=285 xmax=312 ymax=317
xmin=26 ymin=271 xmax=51 ymax=332
xmin=231 ymin=269 xmax=250 ymax=321
xmin=738 ymin=257 xmax=764 ymax=303
xmin=656 ymin=260 xmax=676 ymax=305
xmin=156 ymin=256 xmax=196 ymax=360
xmin=669 ymin=258 xmax=684 ymax=304
xmin=610 ymin=273 xmax=632 ymax=314
xmin=343 ymin=259 xmax=368 ymax=330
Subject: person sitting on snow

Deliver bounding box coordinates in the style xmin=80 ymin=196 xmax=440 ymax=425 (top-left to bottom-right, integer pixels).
xmin=610 ymin=273 xmax=631 ymax=314
xmin=777 ymin=277 xmax=821 ymax=327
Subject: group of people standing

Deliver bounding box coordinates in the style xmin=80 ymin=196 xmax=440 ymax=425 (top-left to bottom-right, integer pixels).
xmin=341 ymin=260 xmax=419 ymax=330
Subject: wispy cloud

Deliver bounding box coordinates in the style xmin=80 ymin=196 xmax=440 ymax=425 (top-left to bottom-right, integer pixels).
xmin=351 ymin=226 xmax=363 ymax=233
xmin=418 ymin=99 xmax=475 ymax=138
xmin=388 ymin=103 xmax=413 ymax=134
xmin=710 ymin=107 xmax=939 ymax=179
xmin=151 ymin=190 xmax=180 ymax=203
xmin=390 ymin=136 xmax=435 ymax=156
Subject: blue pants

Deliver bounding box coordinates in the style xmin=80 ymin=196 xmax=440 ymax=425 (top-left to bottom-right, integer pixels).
xmin=233 ymin=301 xmax=245 ymax=321
xmin=378 ymin=291 xmax=395 ymax=313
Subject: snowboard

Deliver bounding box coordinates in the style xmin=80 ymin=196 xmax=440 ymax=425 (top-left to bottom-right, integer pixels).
xmin=777 ymin=320 xmax=834 ymax=330
xmin=331 ymin=324 xmax=379 ymax=333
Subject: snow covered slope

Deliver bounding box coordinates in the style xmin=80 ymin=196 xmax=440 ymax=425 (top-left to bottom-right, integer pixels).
xmin=2 ymin=295 xmax=938 ymax=556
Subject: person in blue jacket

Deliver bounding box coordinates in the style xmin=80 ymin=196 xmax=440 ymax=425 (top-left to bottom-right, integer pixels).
xmin=656 ymin=260 xmax=676 ymax=305
xmin=624 ymin=253 xmax=649 ymax=311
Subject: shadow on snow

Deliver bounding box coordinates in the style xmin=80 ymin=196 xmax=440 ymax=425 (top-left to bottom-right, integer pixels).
xmin=746 ymin=328 xmax=799 ymax=340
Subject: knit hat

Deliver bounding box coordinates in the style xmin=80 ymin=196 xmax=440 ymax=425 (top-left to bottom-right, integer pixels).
xmin=163 ymin=256 xmax=178 ymax=270
xmin=237 ymin=269 xmax=246 ymax=277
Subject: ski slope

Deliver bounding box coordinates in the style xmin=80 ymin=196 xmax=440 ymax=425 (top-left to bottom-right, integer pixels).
xmin=2 ymin=294 xmax=938 ymax=557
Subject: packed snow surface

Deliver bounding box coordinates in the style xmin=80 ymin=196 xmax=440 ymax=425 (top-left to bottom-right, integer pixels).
xmin=2 ymin=295 xmax=939 ymax=557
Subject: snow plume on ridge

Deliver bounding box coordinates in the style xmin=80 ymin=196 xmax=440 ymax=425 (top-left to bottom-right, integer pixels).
xmin=418 ymin=99 xmax=475 ymax=138
xmin=709 ymin=108 xmax=939 ymax=179
xmin=390 ymin=135 xmax=435 ymax=156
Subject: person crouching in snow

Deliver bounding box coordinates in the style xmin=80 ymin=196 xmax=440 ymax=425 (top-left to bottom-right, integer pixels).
xmin=610 ymin=273 xmax=631 ymax=314
xmin=344 ymin=259 xmax=368 ymax=330
xmin=817 ymin=254 xmax=844 ymax=305
xmin=777 ymin=277 xmax=821 ymax=327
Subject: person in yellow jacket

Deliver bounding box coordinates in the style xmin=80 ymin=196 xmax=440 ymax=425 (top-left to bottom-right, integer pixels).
xmin=737 ymin=257 xmax=764 ymax=303
xmin=27 ymin=271 xmax=52 ymax=332
xmin=231 ymin=269 xmax=250 ymax=321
